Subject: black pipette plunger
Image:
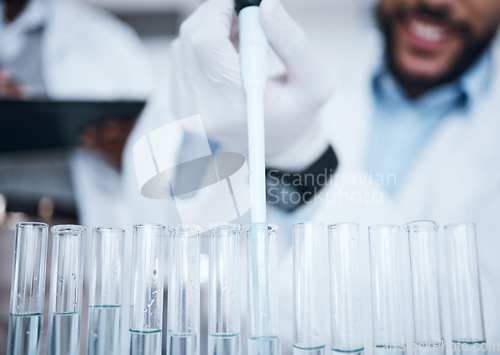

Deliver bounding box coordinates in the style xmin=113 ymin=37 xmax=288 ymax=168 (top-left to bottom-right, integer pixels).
xmin=234 ymin=0 xmax=262 ymax=13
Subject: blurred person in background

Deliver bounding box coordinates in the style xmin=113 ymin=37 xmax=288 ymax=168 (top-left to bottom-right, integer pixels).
xmin=0 ymin=0 xmax=152 ymax=226
xmin=123 ymin=0 xmax=500 ymax=352
xmin=0 ymin=0 xmax=152 ymax=350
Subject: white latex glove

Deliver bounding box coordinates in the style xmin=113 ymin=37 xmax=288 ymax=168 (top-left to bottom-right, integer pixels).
xmin=170 ymin=0 xmax=334 ymax=170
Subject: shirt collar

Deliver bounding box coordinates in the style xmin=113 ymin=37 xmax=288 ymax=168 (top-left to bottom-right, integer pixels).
xmin=458 ymin=49 xmax=492 ymax=106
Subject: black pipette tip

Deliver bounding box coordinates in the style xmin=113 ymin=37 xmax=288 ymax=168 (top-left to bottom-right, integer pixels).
xmin=234 ymin=0 xmax=262 ymax=13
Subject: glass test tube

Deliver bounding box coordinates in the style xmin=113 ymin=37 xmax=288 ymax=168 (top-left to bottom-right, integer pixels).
xmin=208 ymin=223 xmax=241 ymax=355
xmin=87 ymin=227 xmax=125 ymax=355
xmin=7 ymin=222 xmax=48 ymax=355
xmin=293 ymin=222 xmax=326 ymax=355
xmin=444 ymin=223 xmax=486 ymax=354
xmin=245 ymin=223 xmax=281 ymax=355
xmin=129 ymin=224 xmax=165 ymax=355
xmin=328 ymin=223 xmax=364 ymax=355
xmin=47 ymin=225 xmax=86 ymax=355
xmin=404 ymin=221 xmax=443 ymax=355
xmin=368 ymin=225 xmax=405 ymax=355
xmin=167 ymin=225 xmax=201 ymax=355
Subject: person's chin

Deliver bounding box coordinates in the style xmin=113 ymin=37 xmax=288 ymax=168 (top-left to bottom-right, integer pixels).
xmin=396 ymin=51 xmax=455 ymax=83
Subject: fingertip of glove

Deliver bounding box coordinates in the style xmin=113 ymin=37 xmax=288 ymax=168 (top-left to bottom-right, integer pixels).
xmin=260 ymin=0 xmax=302 ymax=42
xmin=260 ymin=0 xmax=288 ymax=46
xmin=259 ymin=0 xmax=280 ymax=23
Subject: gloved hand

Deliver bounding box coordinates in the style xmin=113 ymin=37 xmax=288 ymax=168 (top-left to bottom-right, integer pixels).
xmin=170 ymin=0 xmax=334 ymax=169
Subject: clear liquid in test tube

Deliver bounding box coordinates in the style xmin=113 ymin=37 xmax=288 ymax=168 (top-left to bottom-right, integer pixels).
xmin=208 ymin=223 xmax=241 ymax=355
xmin=444 ymin=223 xmax=486 ymax=355
xmin=7 ymin=222 xmax=48 ymax=355
xmin=87 ymin=227 xmax=125 ymax=355
xmin=368 ymin=225 xmax=406 ymax=355
xmin=167 ymin=225 xmax=201 ymax=355
xmin=293 ymin=222 xmax=327 ymax=355
xmin=129 ymin=224 xmax=165 ymax=355
xmin=404 ymin=221 xmax=444 ymax=355
xmin=47 ymin=225 xmax=86 ymax=355
xmin=245 ymin=223 xmax=281 ymax=355
xmin=328 ymin=223 xmax=364 ymax=355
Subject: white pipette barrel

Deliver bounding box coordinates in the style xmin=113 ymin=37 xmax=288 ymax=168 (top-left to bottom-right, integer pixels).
xmin=238 ymin=0 xmax=268 ymax=223
xmin=238 ymin=3 xmax=281 ymax=355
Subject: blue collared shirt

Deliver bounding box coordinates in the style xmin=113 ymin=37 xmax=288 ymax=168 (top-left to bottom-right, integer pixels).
xmin=365 ymin=51 xmax=492 ymax=195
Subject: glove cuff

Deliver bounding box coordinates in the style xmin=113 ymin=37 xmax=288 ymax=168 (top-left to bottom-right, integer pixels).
xmin=266 ymin=123 xmax=329 ymax=171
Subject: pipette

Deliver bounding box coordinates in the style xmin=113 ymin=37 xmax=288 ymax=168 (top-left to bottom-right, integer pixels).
xmin=236 ymin=0 xmax=268 ymax=223
xmin=236 ymin=3 xmax=280 ymax=354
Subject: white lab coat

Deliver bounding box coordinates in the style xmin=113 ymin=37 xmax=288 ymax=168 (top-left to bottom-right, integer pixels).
xmin=122 ymin=30 xmax=500 ymax=354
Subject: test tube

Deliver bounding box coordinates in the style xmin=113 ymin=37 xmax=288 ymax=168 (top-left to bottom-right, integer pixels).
xmin=129 ymin=224 xmax=165 ymax=355
xmin=245 ymin=223 xmax=281 ymax=355
xmin=444 ymin=223 xmax=486 ymax=354
xmin=368 ymin=225 xmax=406 ymax=355
xmin=208 ymin=223 xmax=241 ymax=355
xmin=404 ymin=221 xmax=443 ymax=355
xmin=7 ymin=222 xmax=48 ymax=355
xmin=87 ymin=227 xmax=125 ymax=355
xmin=167 ymin=225 xmax=201 ymax=355
xmin=293 ymin=222 xmax=327 ymax=355
xmin=47 ymin=224 xmax=86 ymax=355
xmin=328 ymin=223 xmax=364 ymax=355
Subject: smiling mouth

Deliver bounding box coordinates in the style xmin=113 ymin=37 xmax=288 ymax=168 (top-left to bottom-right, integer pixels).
xmin=409 ymin=20 xmax=446 ymax=43
xmin=399 ymin=15 xmax=461 ymax=52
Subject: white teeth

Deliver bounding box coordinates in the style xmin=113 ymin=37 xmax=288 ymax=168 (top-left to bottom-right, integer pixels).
xmin=410 ymin=21 xmax=445 ymax=42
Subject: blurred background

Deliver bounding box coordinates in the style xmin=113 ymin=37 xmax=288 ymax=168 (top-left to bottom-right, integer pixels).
xmin=0 ymin=0 xmax=376 ymax=221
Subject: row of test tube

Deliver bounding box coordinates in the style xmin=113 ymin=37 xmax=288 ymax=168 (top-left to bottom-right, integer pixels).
xmin=295 ymin=221 xmax=486 ymax=355
xmin=7 ymin=220 xmax=485 ymax=355
xmin=7 ymin=222 xmax=279 ymax=355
